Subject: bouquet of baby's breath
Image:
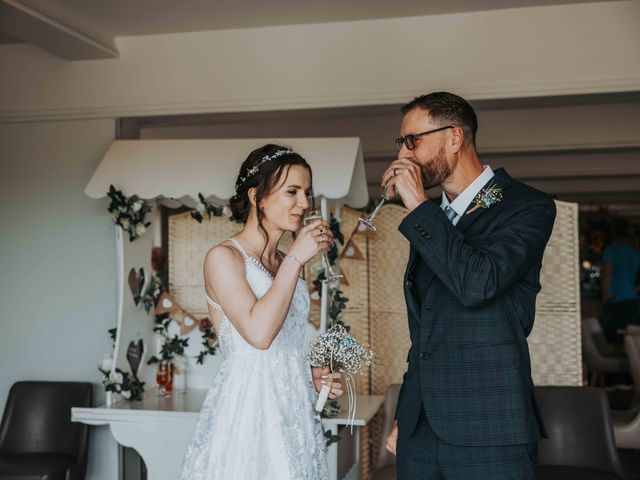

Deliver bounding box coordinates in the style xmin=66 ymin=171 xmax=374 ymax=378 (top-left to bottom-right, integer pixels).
xmin=307 ymin=324 xmax=373 ymax=428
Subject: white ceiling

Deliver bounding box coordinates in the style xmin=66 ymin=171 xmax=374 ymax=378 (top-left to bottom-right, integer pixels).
xmin=0 ymin=0 xmax=621 ymax=59
xmin=15 ymin=0 xmax=614 ymax=36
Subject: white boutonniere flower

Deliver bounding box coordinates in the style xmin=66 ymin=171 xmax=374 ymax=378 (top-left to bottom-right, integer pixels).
xmin=467 ymin=182 xmax=503 ymax=215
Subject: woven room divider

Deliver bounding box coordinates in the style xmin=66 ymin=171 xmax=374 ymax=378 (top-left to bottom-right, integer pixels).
xmin=168 ymin=212 xmax=242 ymax=316
xmin=528 ymin=200 xmax=582 ymax=386
xmin=168 ymin=199 xmax=581 ymax=479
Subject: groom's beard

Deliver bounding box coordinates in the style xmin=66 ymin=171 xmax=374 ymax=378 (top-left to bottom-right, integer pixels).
xmin=421 ymin=146 xmax=450 ymax=189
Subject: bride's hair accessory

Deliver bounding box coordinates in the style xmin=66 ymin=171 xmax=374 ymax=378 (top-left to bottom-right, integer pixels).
xmin=232 ymin=149 xmax=293 ymax=198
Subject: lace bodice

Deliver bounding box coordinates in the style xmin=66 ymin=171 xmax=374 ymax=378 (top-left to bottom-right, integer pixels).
xmin=205 ymin=238 xmax=310 ymax=357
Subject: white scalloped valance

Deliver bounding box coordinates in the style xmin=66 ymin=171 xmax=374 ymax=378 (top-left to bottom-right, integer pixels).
xmin=85 ymin=138 xmax=368 ymax=207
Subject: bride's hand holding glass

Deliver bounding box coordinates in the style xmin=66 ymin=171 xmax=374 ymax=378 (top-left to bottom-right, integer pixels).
xmin=287 ymin=219 xmax=334 ymax=266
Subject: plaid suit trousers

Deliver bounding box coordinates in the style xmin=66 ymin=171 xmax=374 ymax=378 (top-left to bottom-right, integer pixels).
xmin=397 ymin=408 xmax=538 ymax=480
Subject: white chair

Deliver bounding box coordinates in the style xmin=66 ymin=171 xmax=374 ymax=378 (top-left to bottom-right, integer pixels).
xmin=582 ymin=317 xmax=628 ymax=386
xmin=613 ymin=331 xmax=640 ymax=448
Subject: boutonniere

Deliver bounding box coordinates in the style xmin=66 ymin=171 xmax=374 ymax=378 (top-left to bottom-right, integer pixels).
xmin=466 ymin=182 xmax=503 ymax=214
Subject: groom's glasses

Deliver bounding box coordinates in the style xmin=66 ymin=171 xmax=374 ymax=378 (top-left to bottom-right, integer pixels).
xmin=394 ymin=125 xmax=453 ymax=150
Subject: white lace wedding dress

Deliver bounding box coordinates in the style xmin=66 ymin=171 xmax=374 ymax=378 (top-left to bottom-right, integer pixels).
xmin=179 ymin=238 xmax=328 ymax=480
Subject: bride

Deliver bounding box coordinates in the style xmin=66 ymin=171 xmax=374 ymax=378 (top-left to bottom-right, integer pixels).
xmin=179 ymin=144 xmax=343 ymax=479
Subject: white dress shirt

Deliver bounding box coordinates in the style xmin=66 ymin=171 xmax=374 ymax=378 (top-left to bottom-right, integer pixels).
xmin=440 ymin=165 xmax=495 ymax=225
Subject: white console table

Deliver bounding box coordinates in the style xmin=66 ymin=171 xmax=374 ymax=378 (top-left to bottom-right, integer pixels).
xmin=72 ymin=389 xmax=383 ymax=480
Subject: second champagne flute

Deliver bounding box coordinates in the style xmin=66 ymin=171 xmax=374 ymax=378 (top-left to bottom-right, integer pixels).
xmin=357 ymin=185 xmax=390 ymax=232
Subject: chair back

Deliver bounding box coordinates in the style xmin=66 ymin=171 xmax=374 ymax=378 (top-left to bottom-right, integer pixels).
xmin=0 ymin=381 xmax=92 ymax=457
xmin=625 ymin=332 xmax=640 ymax=395
xmin=536 ymin=386 xmax=627 ymax=479
xmin=581 ymin=318 xmax=626 ymax=372
xmin=586 ymin=316 xmax=619 ymax=356
xmin=374 ymin=384 xmax=401 ymax=471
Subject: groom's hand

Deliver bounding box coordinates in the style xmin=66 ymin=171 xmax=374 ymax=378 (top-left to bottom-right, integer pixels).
xmin=381 ymin=158 xmax=429 ymax=212
xmin=386 ymin=421 xmax=398 ymax=456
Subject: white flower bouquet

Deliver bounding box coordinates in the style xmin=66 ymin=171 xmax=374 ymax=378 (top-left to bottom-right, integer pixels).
xmin=307 ymin=324 xmax=373 ymax=428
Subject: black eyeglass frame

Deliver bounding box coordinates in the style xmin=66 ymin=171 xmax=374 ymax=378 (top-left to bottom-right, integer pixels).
xmin=395 ymin=125 xmax=454 ymax=150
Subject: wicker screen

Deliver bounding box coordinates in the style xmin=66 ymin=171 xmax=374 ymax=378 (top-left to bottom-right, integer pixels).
xmin=168 ymin=212 xmax=242 ymax=316
xmin=528 ymin=200 xmax=582 ymax=386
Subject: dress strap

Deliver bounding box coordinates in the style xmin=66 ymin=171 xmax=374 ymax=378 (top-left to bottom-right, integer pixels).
xmin=228 ymin=237 xmax=275 ymax=278
xmin=228 ymin=238 xmax=249 ymax=258
xmin=205 ymin=293 xmax=223 ymax=312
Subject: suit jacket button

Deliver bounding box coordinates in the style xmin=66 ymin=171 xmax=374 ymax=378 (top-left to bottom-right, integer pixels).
xmin=405 ymin=280 xmax=413 ymax=288
xmin=420 ymin=352 xmax=429 ymax=359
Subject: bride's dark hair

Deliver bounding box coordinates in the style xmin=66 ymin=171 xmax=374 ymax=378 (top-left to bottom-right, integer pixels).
xmin=229 ymin=144 xmax=313 ymax=263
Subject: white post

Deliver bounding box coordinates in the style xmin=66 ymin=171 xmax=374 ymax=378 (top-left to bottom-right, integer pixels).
xmin=325 ymin=424 xmax=339 ymax=480
xmin=320 ymin=197 xmax=329 ymax=334
xmin=109 ymin=225 xmax=125 ymax=406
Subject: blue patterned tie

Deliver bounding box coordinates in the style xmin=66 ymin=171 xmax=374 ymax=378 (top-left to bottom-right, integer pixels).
xmin=443 ymin=205 xmax=457 ymax=223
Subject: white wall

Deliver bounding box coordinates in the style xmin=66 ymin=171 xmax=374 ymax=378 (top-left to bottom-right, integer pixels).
xmin=0 ymin=118 xmax=119 ymax=480
xmin=0 ymin=1 xmax=638 ymax=121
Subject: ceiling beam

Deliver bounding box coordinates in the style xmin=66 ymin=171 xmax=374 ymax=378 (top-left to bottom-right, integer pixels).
xmin=0 ymin=0 xmax=118 ymax=60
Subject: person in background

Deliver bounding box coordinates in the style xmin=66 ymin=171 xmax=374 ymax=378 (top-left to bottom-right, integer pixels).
xmin=600 ymin=219 xmax=640 ymax=343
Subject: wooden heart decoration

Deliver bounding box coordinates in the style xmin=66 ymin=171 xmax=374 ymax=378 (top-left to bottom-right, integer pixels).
xmin=127 ymin=268 xmax=139 ymax=299
xmin=137 ymin=267 xmax=146 ymax=298
xmin=126 ymin=339 xmax=145 ymax=378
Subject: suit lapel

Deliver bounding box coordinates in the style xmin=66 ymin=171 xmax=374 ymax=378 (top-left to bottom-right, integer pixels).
xmin=455 ymin=168 xmax=513 ymax=233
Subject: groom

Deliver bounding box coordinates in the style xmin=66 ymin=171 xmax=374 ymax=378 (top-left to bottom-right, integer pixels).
xmin=383 ymin=92 xmax=555 ymax=479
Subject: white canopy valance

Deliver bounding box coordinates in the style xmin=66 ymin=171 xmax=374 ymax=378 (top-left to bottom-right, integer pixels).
xmin=85 ymin=138 xmax=368 ymax=208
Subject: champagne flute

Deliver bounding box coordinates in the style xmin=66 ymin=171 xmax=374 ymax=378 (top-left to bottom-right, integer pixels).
xmin=303 ymin=210 xmax=343 ymax=284
xmin=358 ymin=185 xmax=390 ymax=232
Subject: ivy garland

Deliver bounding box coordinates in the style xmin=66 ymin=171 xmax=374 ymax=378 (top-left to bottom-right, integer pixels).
xmin=139 ymin=275 xmax=163 ymax=314
xmin=147 ymin=312 xmax=219 ymax=367
xmin=191 ymin=193 xmax=232 ymax=223
xmin=147 ymin=316 xmax=190 ymax=365
xmin=98 ymin=328 xmax=145 ymax=401
xmin=195 ymin=318 xmax=219 ymax=365
xmin=98 ymin=366 xmax=145 ymax=401
xmin=107 ymin=186 xmax=233 ymax=244
xmin=106 ymin=185 xmax=152 ymax=242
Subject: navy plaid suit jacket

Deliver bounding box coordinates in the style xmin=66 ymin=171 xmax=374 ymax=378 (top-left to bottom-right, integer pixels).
xmin=395 ymin=168 xmax=555 ymax=447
